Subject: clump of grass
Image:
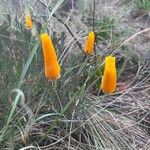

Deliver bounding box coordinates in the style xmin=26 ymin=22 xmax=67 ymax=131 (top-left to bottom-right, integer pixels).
xmin=132 ymin=0 xmax=150 ymax=20
xmin=135 ymin=0 xmax=150 ymax=12
xmin=96 ymin=16 xmax=115 ymax=41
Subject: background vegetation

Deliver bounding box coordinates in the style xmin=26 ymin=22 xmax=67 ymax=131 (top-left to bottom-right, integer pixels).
xmin=0 ymin=0 xmax=150 ymax=149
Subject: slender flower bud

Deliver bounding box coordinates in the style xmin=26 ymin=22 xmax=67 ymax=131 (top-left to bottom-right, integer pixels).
xmin=101 ymin=56 xmax=117 ymax=94
xmin=41 ymin=33 xmax=61 ymax=80
xmin=25 ymin=11 xmax=33 ymax=30
xmin=84 ymin=31 xmax=95 ymax=55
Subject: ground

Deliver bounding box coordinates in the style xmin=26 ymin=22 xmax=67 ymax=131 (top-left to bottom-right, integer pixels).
xmin=0 ymin=0 xmax=150 ymax=149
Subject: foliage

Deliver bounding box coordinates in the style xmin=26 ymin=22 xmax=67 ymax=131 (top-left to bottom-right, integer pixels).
xmin=135 ymin=0 xmax=150 ymax=11
xmin=0 ymin=0 xmax=150 ymax=149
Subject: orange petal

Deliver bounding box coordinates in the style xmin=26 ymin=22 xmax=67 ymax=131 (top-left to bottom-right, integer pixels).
xmin=84 ymin=31 xmax=95 ymax=55
xmin=41 ymin=33 xmax=61 ymax=80
xmin=101 ymin=56 xmax=117 ymax=94
xmin=25 ymin=15 xmax=33 ymax=30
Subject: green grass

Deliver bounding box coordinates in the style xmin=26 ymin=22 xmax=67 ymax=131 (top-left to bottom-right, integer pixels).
xmin=0 ymin=0 xmax=150 ymax=149
xmin=135 ymin=0 xmax=150 ymax=11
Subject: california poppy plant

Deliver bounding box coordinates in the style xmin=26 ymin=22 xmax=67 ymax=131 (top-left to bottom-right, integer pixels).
xmin=41 ymin=33 xmax=61 ymax=80
xmin=84 ymin=31 xmax=95 ymax=55
xmin=101 ymin=56 xmax=117 ymax=94
xmin=25 ymin=11 xmax=33 ymax=30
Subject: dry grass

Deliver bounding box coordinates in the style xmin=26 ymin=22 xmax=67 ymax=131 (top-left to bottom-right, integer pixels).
xmin=0 ymin=0 xmax=150 ymax=149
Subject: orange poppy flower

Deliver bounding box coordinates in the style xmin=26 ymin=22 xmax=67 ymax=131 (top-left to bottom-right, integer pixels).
xmin=41 ymin=33 xmax=61 ymax=80
xmin=101 ymin=56 xmax=117 ymax=94
xmin=25 ymin=13 xmax=33 ymax=30
xmin=84 ymin=31 xmax=95 ymax=55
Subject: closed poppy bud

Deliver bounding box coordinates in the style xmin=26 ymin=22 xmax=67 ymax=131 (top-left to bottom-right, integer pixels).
xmin=101 ymin=56 xmax=117 ymax=94
xmin=25 ymin=12 xmax=33 ymax=30
xmin=41 ymin=33 xmax=61 ymax=80
xmin=84 ymin=31 xmax=95 ymax=55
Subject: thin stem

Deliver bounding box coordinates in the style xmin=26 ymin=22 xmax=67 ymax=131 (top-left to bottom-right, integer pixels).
xmin=93 ymin=0 xmax=96 ymax=32
xmin=93 ymin=0 xmax=97 ymax=66
xmin=37 ymin=0 xmax=83 ymax=51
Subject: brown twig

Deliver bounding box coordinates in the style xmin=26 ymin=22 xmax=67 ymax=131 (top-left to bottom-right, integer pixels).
xmin=93 ymin=0 xmax=97 ymax=66
xmin=93 ymin=0 xmax=96 ymax=32
xmin=37 ymin=0 xmax=83 ymax=51
xmin=120 ymin=28 xmax=150 ymax=47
